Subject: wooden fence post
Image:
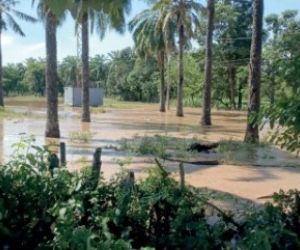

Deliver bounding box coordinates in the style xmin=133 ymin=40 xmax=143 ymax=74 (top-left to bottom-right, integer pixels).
xmin=49 ymin=153 xmax=59 ymax=176
xmin=91 ymin=148 xmax=102 ymax=187
xmin=60 ymin=142 xmax=66 ymax=166
xmin=179 ymin=163 xmax=185 ymax=190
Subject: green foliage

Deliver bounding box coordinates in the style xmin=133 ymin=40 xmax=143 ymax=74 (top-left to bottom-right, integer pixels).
xmin=2 ymin=63 xmax=27 ymax=95
xmin=58 ymin=56 xmax=79 ymax=87
xmin=119 ymin=136 xmax=170 ymax=159
xmin=22 ymin=58 xmax=46 ymax=96
xmin=0 ymin=140 xmax=300 ymax=249
xmin=262 ymin=92 xmax=300 ymax=154
xmin=126 ymin=57 xmax=159 ymax=102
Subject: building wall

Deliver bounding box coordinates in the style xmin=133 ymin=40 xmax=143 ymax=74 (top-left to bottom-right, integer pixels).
xmin=64 ymin=87 xmax=104 ymax=107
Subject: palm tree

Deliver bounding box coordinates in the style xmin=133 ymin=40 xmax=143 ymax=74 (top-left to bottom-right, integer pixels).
xmin=153 ymin=0 xmax=201 ymax=117
xmin=0 ymin=0 xmax=36 ymax=106
xmin=32 ymin=0 xmax=70 ymax=138
xmin=129 ymin=9 xmax=176 ymax=112
xmin=201 ymin=0 xmax=215 ymax=126
xmin=70 ymin=0 xmax=131 ymax=122
xmin=244 ymin=0 xmax=264 ymax=143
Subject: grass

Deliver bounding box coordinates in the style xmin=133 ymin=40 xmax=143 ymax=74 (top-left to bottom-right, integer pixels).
xmin=5 ymin=95 xmax=64 ymax=104
xmin=119 ymin=135 xmax=202 ymax=160
xmin=103 ymin=98 xmax=153 ymax=109
xmin=69 ymin=131 xmax=93 ymax=143
xmin=113 ymin=157 xmax=133 ymax=167
xmin=117 ymin=135 xmax=299 ymax=167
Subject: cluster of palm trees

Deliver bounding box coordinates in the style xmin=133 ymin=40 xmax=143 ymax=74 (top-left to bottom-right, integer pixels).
xmin=130 ymin=0 xmax=202 ymax=116
xmin=131 ymin=0 xmax=264 ymax=143
xmin=0 ymin=0 xmax=263 ymax=143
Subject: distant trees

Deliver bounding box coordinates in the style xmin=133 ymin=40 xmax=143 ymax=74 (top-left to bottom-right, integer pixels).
xmin=2 ymin=63 xmax=26 ymax=95
xmin=22 ymin=58 xmax=46 ymax=96
xmin=0 ymin=0 xmax=36 ymax=106
xmin=212 ymin=0 xmax=252 ymax=110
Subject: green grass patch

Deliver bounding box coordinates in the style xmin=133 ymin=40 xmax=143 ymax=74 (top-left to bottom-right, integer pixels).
xmin=69 ymin=131 xmax=93 ymax=143
xmin=103 ymin=98 xmax=152 ymax=109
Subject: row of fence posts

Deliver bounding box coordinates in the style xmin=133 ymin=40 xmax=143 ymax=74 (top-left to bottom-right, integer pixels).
xmin=48 ymin=143 xmax=186 ymax=190
xmin=48 ymin=142 xmax=102 ymax=181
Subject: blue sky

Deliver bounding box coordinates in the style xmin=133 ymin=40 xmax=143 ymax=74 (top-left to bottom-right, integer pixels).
xmin=2 ymin=0 xmax=300 ymax=64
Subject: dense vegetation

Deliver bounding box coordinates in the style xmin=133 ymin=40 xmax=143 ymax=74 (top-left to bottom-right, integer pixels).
xmin=0 ymin=140 xmax=300 ymax=250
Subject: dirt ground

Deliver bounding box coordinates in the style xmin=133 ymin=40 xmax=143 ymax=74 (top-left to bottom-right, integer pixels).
xmin=1 ymin=99 xmax=300 ymax=201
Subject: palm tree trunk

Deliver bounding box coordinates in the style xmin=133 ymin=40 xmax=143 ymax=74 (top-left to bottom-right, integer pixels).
xmin=45 ymin=11 xmax=60 ymax=138
xmin=166 ymin=54 xmax=171 ymax=110
xmin=177 ymin=24 xmax=184 ymax=117
xmin=0 ymin=12 xmax=4 ymax=107
xmin=244 ymin=0 xmax=263 ymax=143
xmin=201 ymin=0 xmax=215 ymax=125
xmin=158 ymin=50 xmax=166 ymax=112
xmin=229 ymin=66 xmax=237 ymax=110
xmin=269 ymin=75 xmax=275 ymax=129
xmin=238 ymin=80 xmax=243 ymax=110
xmin=81 ymin=12 xmax=91 ymax=122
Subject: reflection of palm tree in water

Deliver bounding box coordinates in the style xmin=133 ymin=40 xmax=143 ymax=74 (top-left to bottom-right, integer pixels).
xmin=81 ymin=122 xmax=91 ymax=134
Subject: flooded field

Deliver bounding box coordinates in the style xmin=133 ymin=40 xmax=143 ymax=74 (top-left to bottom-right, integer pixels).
xmin=1 ymin=98 xmax=300 ymax=200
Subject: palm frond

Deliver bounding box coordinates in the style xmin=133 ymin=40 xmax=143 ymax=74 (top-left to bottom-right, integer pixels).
xmin=5 ymin=12 xmax=25 ymax=36
xmin=12 ymin=9 xmax=37 ymax=23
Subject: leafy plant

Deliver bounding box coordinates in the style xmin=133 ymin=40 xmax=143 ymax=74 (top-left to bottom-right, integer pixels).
xmin=1 ymin=139 xmax=300 ymax=249
xmin=262 ymin=92 xmax=300 ymax=154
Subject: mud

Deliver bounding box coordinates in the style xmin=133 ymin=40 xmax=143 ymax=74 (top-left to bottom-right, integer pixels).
xmin=1 ymin=100 xmax=299 ymax=201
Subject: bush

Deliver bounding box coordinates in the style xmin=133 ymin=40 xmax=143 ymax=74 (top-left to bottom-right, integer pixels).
xmin=0 ymin=139 xmax=300 ymax=249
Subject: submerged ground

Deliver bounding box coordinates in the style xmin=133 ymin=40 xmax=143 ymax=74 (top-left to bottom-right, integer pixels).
xmin=1 ymin=97 xmax=300 ymax=201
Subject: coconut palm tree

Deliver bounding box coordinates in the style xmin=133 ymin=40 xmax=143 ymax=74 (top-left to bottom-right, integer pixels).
xmin=153 ymin=0 xmax=202 ymax=117
xmin=244 ymin=0 xmax=264 ymax=143
xmin=70 ymin=0 xmax=131 ymax=122
xmin=201 ymin=0 xmax=215 ymax=126
xmin=32 ymin=0 xmax=70 ymax=138
xmin=129 ymin=9 xmax=176 ymax=112
xmin=0 ymin=0 xmax=37 ymax=106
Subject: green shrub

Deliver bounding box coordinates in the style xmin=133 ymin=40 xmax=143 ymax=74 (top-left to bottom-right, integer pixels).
xmin=0 ymin=139 xmax=300 ymax=249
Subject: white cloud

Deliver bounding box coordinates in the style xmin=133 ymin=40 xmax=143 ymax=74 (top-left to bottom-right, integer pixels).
xmin=26 ymin=42 xmax=45 ymax=53
xmin=2 ymin=41 xmax=46 ymax=64
xmin=2 ymin=35 xmax=14 ymax=46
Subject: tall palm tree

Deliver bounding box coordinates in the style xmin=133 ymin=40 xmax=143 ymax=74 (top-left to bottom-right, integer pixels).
xmin=0 ymin=0 xmax=36 ymax=106
xmin=244 ymin=0 xmax=264 ymax=143
xmin=70 ymin=0 xmax=131 ymax=122
xmin=201 ymin=0 xmax=215 ymax=126
xmin=153 ymin=0 xmax=201 ymax=117
xmin=32 ymin=0 xmax=70 ymax=138
xmin=129 ymin=9 xmax=176 ymax=112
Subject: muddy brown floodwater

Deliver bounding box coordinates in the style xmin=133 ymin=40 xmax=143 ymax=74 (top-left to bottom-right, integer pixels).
xmin=1 ymin=100 xmax=300 ymax=201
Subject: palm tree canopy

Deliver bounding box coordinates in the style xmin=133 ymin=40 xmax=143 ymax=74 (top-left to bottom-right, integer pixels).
xmin=152 ymin=0 xmax=203 ymax=40
xmin=129 ymin=9 xmax=176 ymax=57
xmin=31 ymin=0 xmax=70 ymax=24
xmin=0 ymin=0 xmax=37 ymax=36
xmin=67 ymin=0 xmax=132 ymax=40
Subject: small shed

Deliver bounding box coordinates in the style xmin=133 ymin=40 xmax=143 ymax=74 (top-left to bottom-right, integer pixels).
xmin=64 ymin=87 xmax=104 ymax=107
